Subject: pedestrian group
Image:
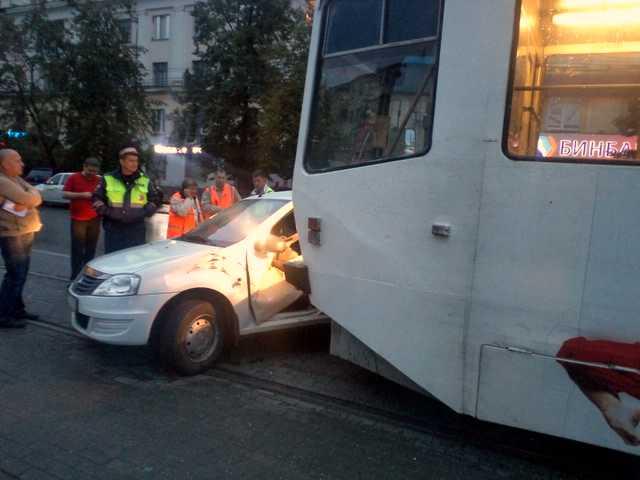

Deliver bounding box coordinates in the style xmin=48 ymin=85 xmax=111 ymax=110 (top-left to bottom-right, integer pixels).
xmin=0 ymin=146 xmax=277 ymax=328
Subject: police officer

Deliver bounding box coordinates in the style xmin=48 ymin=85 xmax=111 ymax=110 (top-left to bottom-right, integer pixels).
xmin=93 ymin=147 xmax=162 ymax=254
xmin=250 ymin=169 xmax=274 ymax=196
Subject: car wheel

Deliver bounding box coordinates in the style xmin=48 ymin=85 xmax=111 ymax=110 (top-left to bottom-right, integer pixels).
xmin=152 ymin=299 xmax=225 ymax=375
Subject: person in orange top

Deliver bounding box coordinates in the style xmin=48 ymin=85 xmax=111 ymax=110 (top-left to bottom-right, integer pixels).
xmin=167 ymin=178 xmax=203 ymax=239
xmin=201 ymin=169 xmax=240 ymax=218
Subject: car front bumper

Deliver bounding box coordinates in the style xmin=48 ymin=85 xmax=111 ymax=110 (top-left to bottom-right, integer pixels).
xmin=68 ymin=290 xmax=174 ymax=345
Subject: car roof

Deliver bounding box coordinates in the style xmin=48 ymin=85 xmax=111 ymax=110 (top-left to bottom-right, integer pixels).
xmin=245 ymin=190 xmax=292 ymax=201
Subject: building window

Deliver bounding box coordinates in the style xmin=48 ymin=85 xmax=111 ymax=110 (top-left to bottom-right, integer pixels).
xmin=152 ymin=109 xmax=166 ymax=134
xmin=152 ymin=14 xmax=170 ymax=40
xmin=505 ymin=0 xmax=640 ymax=163
xmin=49 ymin=19 xmax=65 ymax=36
xmin=149 ymin=155 xmax=167 ymax=181
xmin=117 ymin=19 xmax=131 ymax=43
xmin=152 ymin=62 xmax=168 ymax=87
xmin=192 ymin=60 xmax=205 ymax=78
xmin=305 ymin=0 xmax=441 ymax=172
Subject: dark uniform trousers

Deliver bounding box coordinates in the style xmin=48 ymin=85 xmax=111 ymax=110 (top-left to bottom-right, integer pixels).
xmin=104 ymin=221 xmax=146 ymax=254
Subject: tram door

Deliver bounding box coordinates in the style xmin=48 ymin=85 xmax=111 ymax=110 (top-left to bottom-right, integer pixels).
xmin=294 ymin=0 xmax=500 ymax=411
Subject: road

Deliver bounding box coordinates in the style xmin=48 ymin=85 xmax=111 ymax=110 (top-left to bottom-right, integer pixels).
xmin=20 ymin=204 xmax=103 ymax=281
xmin=0 ymin=206 xmax=638 ymax=479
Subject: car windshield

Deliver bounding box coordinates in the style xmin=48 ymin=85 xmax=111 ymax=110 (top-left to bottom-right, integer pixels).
xmin=181 ymin=199 xmax=288 ymax=247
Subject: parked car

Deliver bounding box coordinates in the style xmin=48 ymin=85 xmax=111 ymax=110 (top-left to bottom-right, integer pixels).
xmin=145 ymin=203 xmax=170 ymax=242
xmin=68 ymin=191 xmax=326 ymax=375
xmin=35 ymin=172 xmax=73 ymax=205
xmin=24 ymin=167 xmax=53 ymax=185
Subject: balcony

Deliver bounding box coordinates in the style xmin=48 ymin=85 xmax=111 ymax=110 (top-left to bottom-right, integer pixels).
xmin=144 ymin=69 xmax=185 ymax=91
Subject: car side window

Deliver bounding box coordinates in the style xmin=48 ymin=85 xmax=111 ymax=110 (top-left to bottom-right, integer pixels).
xmin=47 ymin=174 xmax=61 ymax=185
xmin=271 ymin=212 xmax=297 ymax=238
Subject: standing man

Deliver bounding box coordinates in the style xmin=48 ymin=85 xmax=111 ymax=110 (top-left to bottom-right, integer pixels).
xmin=0 ymin=149 xmax=42 ymax=328
xmin=63 ymin=157 xmax=101 ymax=280
xmin=93 ymin=147 xmax=161 ymax=254
xmin=251 ymin=169 xmax=274 ymax=196
xmin=202 ymin=169 xmax=240 ymax=218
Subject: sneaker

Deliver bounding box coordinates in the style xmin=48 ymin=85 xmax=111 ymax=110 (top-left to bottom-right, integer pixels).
xmin=0 ymin=317 xmax=27 ymax=328
xmin=15 ymin=310 xmax=39 ymax=321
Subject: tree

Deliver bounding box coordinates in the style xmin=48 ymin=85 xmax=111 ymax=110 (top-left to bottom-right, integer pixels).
xmin=178 ymin=0 xmax=299 ymax=174
xmin=256 ymin=7 xmax=310 ymax=175
xmin=0 ymin=0 xmax=151 ymax=171
xmin=64 ymin=0 xmax=151 ymax=171
xmin=0 ymin=1 xmax=71 ymax=168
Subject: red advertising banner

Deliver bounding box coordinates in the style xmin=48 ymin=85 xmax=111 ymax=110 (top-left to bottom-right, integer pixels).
xmin=537 ymin=133 xmax=638 ymax=160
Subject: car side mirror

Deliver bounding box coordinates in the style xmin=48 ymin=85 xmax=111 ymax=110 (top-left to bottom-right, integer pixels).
xmin=255 ymin=234 xmax=286 ymax=254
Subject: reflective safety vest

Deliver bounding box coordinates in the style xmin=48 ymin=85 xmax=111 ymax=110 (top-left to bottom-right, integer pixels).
xmin=251 ymin=185 xmax=274 ymax=196
xmin=167 ymin=192 xmax=200 ymax=239
xmin=104 ymin=174 xmax=149 ymax=209
xmin=209 ymin=184 xmax=234 ymax=209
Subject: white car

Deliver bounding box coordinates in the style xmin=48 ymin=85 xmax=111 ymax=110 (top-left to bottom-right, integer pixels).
xmin=36 ymin=172 xmax=73 ymax=205
xmin=68 ymin=191 xmax=326 ymax=374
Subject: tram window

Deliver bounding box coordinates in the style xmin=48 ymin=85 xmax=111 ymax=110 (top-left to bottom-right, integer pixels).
xmin=385 ymin=0 xmax=439 ymax=44
xmin=505 ymin=0 xmax=640 ymax=163
xmin=307 ymin=0 xmax=442 ymax=172
xmin=325 ymin=0 xmax=382 ymax=54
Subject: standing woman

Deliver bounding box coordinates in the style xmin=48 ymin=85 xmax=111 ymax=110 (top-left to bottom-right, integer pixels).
xmin=167 ymin=178 xmax=203 ymax=239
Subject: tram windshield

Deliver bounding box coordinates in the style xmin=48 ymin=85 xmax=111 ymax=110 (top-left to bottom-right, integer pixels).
xmin=506 ymin=0 xmax=640 ymax=162
xmin=305 ymin=0 xmax=441 ymax=172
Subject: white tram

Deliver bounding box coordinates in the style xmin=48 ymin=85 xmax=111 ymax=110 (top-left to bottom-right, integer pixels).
xmin=292 ymin=0 xmax=640 ymax=454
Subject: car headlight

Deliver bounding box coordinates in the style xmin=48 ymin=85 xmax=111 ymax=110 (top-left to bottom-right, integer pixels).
xmin=93 ymin=274 xmax=141 ymax=296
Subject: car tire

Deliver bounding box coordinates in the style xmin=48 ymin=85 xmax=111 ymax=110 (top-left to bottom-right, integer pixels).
xmin=152 ymin=299 xmax=225 ymax=376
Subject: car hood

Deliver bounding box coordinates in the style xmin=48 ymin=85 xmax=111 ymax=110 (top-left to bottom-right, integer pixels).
xmin=88 ymin=240 xmax=223 ymax=275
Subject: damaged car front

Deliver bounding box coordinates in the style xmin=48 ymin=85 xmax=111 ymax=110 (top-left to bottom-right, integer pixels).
xmin=68 ymin=195 xmax=293 ymax=373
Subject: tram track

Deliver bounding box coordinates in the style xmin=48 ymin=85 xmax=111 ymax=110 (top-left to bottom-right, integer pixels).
xmin=22 ymin=316 xmax=640 ymax=478
xmin=209 ymin=366 xmax=638 ymax=479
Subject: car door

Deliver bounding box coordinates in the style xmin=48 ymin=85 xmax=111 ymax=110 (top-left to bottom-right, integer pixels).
xmin=246 ymin=208 xmax=304 ymax=325
xmin=53 ymin=174 xmax=69 ymax=204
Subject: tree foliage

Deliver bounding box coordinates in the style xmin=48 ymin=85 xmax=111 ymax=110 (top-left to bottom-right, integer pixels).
xmin=175 ymin=0 xmax=311 ymax=177
xmin=256 ymin=8 xmax=310 ymax=175
xmin=0 ymin=0 xmax=150 ymax=170
xmin=65 ymin=0 xmax=151 ymax=171
xmin=0 ymin=1 xmax=70 ymax=168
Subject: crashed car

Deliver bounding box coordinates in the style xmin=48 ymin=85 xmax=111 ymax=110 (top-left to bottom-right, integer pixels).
xmin=68 ymin=191 xmax=326 ymax=374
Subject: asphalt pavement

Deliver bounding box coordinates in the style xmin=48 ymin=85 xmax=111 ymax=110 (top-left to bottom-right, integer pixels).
xmin=0 ymin=206 xmax=639 ymax=479
xmin=24 ymin=205 xmax=103 ymax=281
